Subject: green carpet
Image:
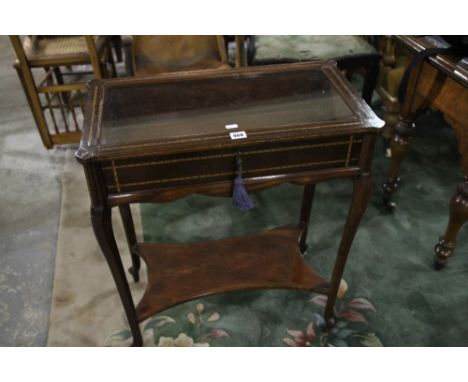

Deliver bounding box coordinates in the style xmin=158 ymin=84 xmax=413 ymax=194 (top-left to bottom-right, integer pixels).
xmin=130 ymin=109 xmax=468 ymax=347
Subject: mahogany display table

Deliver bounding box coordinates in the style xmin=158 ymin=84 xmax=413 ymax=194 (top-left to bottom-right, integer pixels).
xmin=76 ymin=61 xmax=383 ymax=346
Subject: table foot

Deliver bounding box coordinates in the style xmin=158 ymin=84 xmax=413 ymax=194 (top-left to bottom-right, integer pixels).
xmin=433 ymin=256 xmax=447 ymax=270
xmin=382 ymin=177 xmax=400 ymax=209
xmin=131 ymin=337 xmax=143 ymax=347
xmin=433 ymin=179 xmax=468 ymax=270
xmin=325 ymin=316 xmax=336 ymax=330
xmin=299 ymin=243 xmax=308 ymax=255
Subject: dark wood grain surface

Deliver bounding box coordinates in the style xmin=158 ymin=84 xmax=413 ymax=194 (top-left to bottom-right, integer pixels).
xmin=394 ymin=35 xmax=468 ymax=87
xmin=76 ymin=61 xmax=383 ymax=161
xmin=134 ymin=225 xmax=329 ymax=322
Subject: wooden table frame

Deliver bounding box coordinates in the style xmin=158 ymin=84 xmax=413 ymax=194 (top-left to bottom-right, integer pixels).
xmin=77 ymin=62 xmax=383 ymax=346
xmin=381 ymin=36 xmax=468 ymax=270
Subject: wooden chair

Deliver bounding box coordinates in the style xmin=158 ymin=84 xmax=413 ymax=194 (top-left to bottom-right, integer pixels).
xmin=243 ymin=35 xmax=381 ymax=105
xmin=122 ymin=35 xmax=232 ymax=76
xmin=10 ymin=35 xmax=116 ymax=149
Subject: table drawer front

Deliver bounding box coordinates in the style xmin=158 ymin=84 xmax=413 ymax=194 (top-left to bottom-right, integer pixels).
xmin=102 ymin=134 xmax=363 ymax=194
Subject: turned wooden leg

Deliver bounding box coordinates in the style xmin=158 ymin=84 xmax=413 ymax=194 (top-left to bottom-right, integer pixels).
xmin=434 ymin=177 xmax=468 ymax=270
xmin=325 ymin=174 xmax=372 ymax=327
xmin=119 ymin=204 xmax=141 ymax=282
xmin=382 ymin=117 xmax=415 ymax=208
xmin=91 ymin=206 xmax=143 ymax=346
xmin=298 ymin=184 xmax=316 ymax=254
xmin=381 ymin=109 xmax=400 ymax=156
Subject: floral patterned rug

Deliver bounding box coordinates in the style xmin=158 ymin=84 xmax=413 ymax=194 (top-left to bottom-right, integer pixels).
xmin=106 ymin=290 xmax=382 ymax=347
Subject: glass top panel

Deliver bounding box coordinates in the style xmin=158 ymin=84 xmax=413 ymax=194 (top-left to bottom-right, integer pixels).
xmin=99 ymin=69 xmax=355 ymax=146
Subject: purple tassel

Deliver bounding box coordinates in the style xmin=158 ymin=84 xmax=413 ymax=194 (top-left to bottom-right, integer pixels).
xmin=232 ymin=154 xmax=255 ymax=212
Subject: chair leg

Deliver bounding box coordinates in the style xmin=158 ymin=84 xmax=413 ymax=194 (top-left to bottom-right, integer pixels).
xmin=111 ymin=36 xmax=123 ymax=63
xmin=14 ymin=64 xmax=53 ymax=149
xmin=53 ymin=66 xmax=71 ymax=105
xmin=122 ymin=37 xmax=135 ymax=77
xmin=85 ymin=36 xmax=103 ymax=79
xmin=335 ymin=54 xmax=380 ymax=105
xmin=106 ymin=40 xmax=117 ymax=77
xmin=361 ymin=56 xmax=380 ymax=105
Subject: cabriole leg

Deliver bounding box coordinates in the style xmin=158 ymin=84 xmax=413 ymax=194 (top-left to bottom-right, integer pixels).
xmin=91 ymin=206 xmax=143 ymax=346
xmin=325 ymin=174 xmax=372 ymax=327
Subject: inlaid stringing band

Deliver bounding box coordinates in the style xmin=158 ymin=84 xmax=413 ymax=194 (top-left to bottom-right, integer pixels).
xmin=107 ymin=157 xmax=359 ymax=191
xmin=111 ymin=160 xmax=121 ymax=193
xmin=100 ymin=121 xmax=360 ymax=151
xmin=105 ymin=131 xmax=367 ymax=160
xmin=103 ymin=139 xmax=363 ymax=170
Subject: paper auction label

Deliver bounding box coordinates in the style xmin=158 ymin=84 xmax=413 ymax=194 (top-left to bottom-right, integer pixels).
xmin=229 ymin=131 xmax=247 ymax=140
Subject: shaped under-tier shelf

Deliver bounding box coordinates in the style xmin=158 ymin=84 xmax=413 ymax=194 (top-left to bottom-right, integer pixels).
xmin=133 ymin=225 xmax=330 ymax=321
